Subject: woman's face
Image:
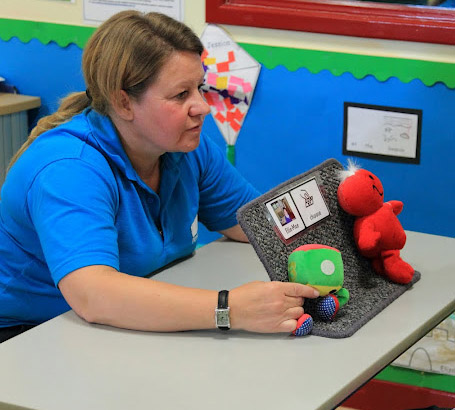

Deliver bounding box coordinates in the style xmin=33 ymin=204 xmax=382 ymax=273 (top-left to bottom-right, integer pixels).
xmin=126 ymin=51 xmax=210 ymax=157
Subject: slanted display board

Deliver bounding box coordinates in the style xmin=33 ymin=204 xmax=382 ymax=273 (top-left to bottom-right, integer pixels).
xmin=237 ymin=158 xmax=420 ymax=338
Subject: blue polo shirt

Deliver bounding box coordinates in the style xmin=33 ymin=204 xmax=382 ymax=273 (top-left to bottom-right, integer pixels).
xmin=0 ymin=108 xmax=258 ymax=327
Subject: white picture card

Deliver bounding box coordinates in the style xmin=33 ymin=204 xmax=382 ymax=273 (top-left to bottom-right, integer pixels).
xmin=289 ymin=178 xmax=330 ymax=228
xmin=265 ymin=178 xmax=330 ymax=241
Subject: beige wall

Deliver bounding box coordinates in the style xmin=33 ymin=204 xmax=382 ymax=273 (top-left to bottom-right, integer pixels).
xmin=1 ymin=0 xmax=454 ymax=63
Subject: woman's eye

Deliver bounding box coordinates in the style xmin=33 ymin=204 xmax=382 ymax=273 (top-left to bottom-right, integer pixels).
xmin=175 ymin=91 xmax=188 ymax=99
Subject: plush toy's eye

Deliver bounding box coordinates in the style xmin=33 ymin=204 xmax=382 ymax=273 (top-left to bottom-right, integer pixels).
xmin=320 ymin=259 xmax=335 ymax=276
xmin=369 ymin=175 xmax=374 ymax=180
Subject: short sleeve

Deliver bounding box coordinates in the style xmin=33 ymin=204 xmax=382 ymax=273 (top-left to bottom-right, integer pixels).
xmin=196 ymin=135 xmax=259 ymax=231
xmin=27 ymin=155 xmax=120 ymax=286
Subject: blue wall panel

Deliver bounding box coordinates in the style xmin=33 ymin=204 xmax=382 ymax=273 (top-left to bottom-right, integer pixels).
xmin=226 ymin=66 xmax=455 ymax=237
xmin=0 ymin=37 xmax=85 ymax=121
xmin=1 ymin=37 xmax=453 ymax=239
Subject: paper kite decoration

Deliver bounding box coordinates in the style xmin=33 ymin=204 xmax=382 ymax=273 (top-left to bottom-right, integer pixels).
xmin=200 ymin=24 xmax=261 ymax=165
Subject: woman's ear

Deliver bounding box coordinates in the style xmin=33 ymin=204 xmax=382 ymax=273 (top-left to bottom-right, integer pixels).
xmin=110 ymin=90 xmax=134 ymax=121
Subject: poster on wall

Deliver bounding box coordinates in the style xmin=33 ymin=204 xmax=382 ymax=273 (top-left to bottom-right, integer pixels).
xmin=200 ymin=24 xmax=261 ymax=165
xmin=83 ymin=0 xmax=184 ymax=24
xmin=343 ymin=102 xmax=422 ymax=164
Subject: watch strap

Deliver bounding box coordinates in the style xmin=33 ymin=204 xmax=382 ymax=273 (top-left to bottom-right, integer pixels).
xmin=218 ymin=290 xmax=229 ymax=309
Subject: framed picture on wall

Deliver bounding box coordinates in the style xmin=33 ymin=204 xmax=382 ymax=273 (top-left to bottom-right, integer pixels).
xmin=343 ymin=102 xmax=422 ymax=164
xmin=206 ymin=0 xmax=455 ymax=45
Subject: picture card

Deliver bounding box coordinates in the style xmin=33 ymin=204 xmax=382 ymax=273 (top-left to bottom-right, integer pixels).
xmin=289 ymin=178 xmax=330 ymax=228
xmin=265 ymin=193 xmax=305 ymax=240
xmin=265 ymin=177 xmax=330 ymax=241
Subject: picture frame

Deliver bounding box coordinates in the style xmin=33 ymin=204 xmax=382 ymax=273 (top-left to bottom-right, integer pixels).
xmin=343 ymin=102 xmax=422 ymax=164
xmin=206 ymin=0 xmax=455 ymax=45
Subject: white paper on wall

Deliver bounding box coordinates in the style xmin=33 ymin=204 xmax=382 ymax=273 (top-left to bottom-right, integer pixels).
xmin=83 ymin=0 xmax=184 ymax=24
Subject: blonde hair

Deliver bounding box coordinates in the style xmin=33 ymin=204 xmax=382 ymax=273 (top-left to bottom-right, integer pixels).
xmin=8 ymin=10 xmax=203 ymax=170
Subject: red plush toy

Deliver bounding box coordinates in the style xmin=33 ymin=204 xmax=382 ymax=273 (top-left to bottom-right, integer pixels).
xmin=337 ymin=161 xmax=414 ymax=284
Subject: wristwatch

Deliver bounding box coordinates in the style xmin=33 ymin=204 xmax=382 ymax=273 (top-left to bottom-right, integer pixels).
xmin=215 ymin=290 xmax=230 ymax=330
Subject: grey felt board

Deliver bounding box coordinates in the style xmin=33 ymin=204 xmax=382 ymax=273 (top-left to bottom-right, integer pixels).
xmin=237 ymin=158 xmax=420 ymax=338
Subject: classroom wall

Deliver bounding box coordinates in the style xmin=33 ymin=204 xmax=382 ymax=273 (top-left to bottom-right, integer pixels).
xmin=1 ymin=1 xmax=454 ymax=394
xmin=0 ymin=0 xmax=454 ymax=239
xmin=207 ymin=63 xmax=455 ymax=238
xmin=2 ymin=0 xmax=455 ymax=63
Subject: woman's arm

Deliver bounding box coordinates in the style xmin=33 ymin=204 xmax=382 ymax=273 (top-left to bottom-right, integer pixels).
xmin=219 ymin=224 xmax=249 ymax=243
xmin=59 ymin=266 xmax=217 ymax=331
xmin=59 ymin=265 xmax=319 ymax=333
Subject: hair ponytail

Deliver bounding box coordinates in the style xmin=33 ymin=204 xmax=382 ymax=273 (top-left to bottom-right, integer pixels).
xmin=7 ymin=10 xmax=203 ymax=173
xmin=7 ymin=91 xmax=90 ymax=171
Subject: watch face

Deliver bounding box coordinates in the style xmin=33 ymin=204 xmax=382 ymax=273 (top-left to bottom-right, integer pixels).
xmin=216 ymin=308 xmax=230 ymax=327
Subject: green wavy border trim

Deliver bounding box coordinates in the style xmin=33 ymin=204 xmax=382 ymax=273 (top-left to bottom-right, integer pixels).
xmin=377 ymin=365 xmax=455 ymax=393
xmin=0 ymin=18 xmax=95 ymax=48
xmin=1 ymin=18 xmax=454 ymax=88
xmin=239 ymin=43 xmax=455 ymax=89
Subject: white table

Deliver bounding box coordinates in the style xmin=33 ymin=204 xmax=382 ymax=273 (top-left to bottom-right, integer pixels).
xmin=0 ymin=231 xmax=454 ymax=410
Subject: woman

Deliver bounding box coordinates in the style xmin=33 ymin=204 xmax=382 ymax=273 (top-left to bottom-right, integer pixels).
xmin=0 ymin=11 xmax=318 ymax=342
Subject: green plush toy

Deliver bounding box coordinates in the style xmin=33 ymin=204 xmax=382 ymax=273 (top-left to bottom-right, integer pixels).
xmin=288 ymin=244 xmax=350 ymax=336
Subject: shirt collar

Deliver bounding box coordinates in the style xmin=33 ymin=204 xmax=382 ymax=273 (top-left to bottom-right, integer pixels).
xmin=85 ymin=108 xmax=183 ymax=185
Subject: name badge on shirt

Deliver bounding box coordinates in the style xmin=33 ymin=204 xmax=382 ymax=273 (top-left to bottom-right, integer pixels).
xmin=191 ymin=215 xmax=198 ymax=243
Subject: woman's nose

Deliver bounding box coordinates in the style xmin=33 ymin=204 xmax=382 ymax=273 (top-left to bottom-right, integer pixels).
xmin=190 ymin=91 xmax=211 ymax=117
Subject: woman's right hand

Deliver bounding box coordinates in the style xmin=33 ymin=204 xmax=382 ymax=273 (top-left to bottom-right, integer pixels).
xmin=229 ymin=281 xmax=319 ymax=333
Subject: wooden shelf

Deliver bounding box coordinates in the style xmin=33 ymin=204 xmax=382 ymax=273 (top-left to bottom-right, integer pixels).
xmin=0 ymin=93 xmax=41 ymax=115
